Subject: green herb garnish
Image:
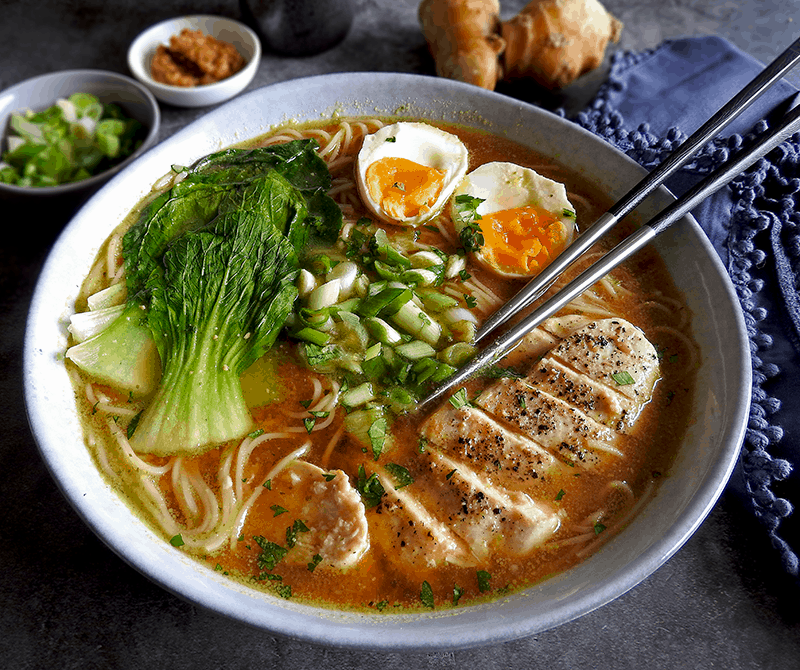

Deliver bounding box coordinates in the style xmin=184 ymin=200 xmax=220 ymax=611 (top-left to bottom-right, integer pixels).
xmin=611 ymin=370 xmax=635 ymax=386
xmin=384 ymin=462 xmax=414 ymax=489
xmin=420 ymin=580 xmax=435 ymax=608
xmin=355 ymin=464 xmax=385 ymax=508
xmin=253 ymin=536 xmax=288 ymax=571
xmin=270 ymin=504 xmax=288 ymax=517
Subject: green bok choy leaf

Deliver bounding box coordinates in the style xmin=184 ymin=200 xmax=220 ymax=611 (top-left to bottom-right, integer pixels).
xmin=66 ymin=140 xmax=342 ymax=456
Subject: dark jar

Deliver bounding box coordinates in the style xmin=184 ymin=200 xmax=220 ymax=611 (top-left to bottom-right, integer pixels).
xmin=240 ymin=0 xmax=354 ymax=57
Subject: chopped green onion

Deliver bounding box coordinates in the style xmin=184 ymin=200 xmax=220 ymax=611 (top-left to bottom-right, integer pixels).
xmin=341 ymin=382 xmax=375 ymax=408
xmin=448 ymin=387 xmax=470 ymax=409
xmin=395 ymin=340 xmax=436 ymax=361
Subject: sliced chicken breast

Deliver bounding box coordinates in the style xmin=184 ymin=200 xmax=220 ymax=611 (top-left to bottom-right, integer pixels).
xmin=402 ymin=450 xmax=561 ymax=561
xmin=371 ymin=475 xmax=477 ymax=568
xmin=282 ymin=461 xmax=370 ymax=568
xmin=421 ymin=403 xmax=566 ymax=491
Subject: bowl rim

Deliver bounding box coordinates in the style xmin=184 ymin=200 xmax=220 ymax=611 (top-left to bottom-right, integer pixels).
xmin=0 ymin=68 xmax=160 ymax=196
xmin=23 ymin=71 xmax=751 ymax=650
xmin=126 ymin=13 xmax=261 ymax=99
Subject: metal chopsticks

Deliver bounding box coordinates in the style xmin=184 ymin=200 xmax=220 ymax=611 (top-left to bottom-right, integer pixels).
xmin=474 ymin=35 xmax=800 ymax=346
xmin=417 ymin=85 xmax=800 ymax=414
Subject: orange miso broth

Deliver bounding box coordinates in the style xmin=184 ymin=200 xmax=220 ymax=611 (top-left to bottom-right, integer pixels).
xmin=66 ymin=117 xmax=697 ymax=613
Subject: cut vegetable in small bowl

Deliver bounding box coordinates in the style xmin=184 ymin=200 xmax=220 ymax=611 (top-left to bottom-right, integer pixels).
xmin=0 ymin=70 xmax=159 ymax=197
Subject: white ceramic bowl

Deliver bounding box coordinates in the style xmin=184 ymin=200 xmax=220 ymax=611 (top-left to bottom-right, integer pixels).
xmin=127 ymin=15 xmax=261 ymax=108
xmin=0 ymin=69 xmax=159 ymax=197
xmin=24 ymin=72 xmax=750 ymax=650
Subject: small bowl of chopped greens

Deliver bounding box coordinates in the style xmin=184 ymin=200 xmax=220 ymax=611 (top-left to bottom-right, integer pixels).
xmin=0 ymin=69 xmax=159 ymax=197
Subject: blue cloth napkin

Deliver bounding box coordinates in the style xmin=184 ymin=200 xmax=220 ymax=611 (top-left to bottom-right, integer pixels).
xmin=570 ymin=36 xmax=800 ymax=577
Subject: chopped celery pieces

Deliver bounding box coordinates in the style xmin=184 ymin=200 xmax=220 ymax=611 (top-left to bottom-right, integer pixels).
xmin=68 ymin=140 xmax=341 ymax=457
xmin=0 ymin=93 xmax=146 ymax=187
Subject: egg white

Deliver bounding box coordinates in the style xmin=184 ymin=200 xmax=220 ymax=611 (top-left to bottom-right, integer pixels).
xmin=356 ymin=122 xmax=468 ymax=226
xmin=451 ymin=161 xmax=577 ymax=278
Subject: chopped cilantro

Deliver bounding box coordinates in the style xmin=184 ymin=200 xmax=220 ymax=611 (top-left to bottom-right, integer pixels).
xmin=385 ymin=462 xmax=414 ymax=489
xmin=482 ymin=365 xmax=524 ymax=380
xmin=127 ymin=411 xmax=142 ymax=439
xmin=611 ymin=370 xmax=635 ymax=386
xmin=594 ymin=521 xmax=607 ymax=535
xmin=453 ymin=194 xmax=485 ymax=253
xmin=452 ymin=584 xmax=464 ymax=606
xmin=563 ymin=208 xmax=576 ymax=218
xmin=418 ymin=436 xmax=428 ymax=453
xmin=253 ymin=536 xmax=288 ymax=571
xmin=464 ymin=294 xmax=478 ymax=308
xmin=420 ymin=580 xmax=435 ymax=608
xmin=368 ymin=417 xmax=387 ymax=460
xmin=303 ymin=417 xmax=316 ymax=433
xmin=323 ymin=473 xmax=336 ymax=482
xmin=356 ymin=464 xmax=385 ymax=508
xmin=270 ymin=504 xmax=288 ymax=517
xmin=286 ymin=519 xmax=310 ymax=548
xmin=477 ymin=569 xmax=492 ymax=592
xmin=247 ymin=428 xmax=265 ymax=439
xmin=169 ymin=534 xmax=185 ymax=547
xmin=445 ymin=468 xmax=457 ymax=481
xmin=555 ymin=489 xmax=566 ymax=501
xmin=376 ymin=600 xmax=389 ymax=611
xmin=263 ymin=479 xmax=272 ymax=489
xmin=303 ymin=342 xmax=337 ymax=367
xmin=307 ymin=554 xmax=323 ymax=572
xmin=274 ymin=583 xmax=292 ymax=599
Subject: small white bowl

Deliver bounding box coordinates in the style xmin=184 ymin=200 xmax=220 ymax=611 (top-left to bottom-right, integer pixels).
xmin=127 ymin=15 xmax=261 ymax=108
xmin=0 ymin=69 xmax=159 ymax=198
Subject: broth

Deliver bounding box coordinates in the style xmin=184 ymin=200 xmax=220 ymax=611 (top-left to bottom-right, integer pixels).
xmin=68 ymin=118 xmax=697 ymax=612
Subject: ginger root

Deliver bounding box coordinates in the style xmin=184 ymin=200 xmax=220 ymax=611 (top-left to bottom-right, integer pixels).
xmin=502 ymin=0 xmax=623 ymax=89
xmin=418 ymin=0 xmax=506 ymax=90
xmin=418 ymin=0 xmax=622 ymax=91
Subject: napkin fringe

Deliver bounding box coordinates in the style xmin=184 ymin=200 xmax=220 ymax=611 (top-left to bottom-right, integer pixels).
xmin=568 ymin=44 xmax=799 ymax=576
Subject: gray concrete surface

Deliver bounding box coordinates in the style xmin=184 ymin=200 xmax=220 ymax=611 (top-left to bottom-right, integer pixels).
xmin=2 ymin=1 xmax=799 ymax=668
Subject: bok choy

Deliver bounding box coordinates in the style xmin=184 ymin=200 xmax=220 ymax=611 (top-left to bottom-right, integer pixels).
xmin=66 ymin=140 xmax=342 ymax=456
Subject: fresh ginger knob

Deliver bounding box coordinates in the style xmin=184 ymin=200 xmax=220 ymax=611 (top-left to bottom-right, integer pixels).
xmin=501 ymin=0 xmax=623 ymax=90
xmin=419 ymin=0 xmax=506 ymax=90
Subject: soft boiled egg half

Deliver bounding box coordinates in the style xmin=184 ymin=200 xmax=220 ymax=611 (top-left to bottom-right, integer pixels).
xmin=451 ymin=162 xmax=577 ymax=278
xmin=356 ymin=122 xmax=469 ymax=226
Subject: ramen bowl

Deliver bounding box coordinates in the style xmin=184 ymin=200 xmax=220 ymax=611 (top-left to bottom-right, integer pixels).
xmin=24 ymin=72 xmax=749 ymax=650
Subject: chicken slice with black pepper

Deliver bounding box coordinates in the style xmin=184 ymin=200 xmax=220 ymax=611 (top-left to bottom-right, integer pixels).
xmin=280 ymin=461 xmax=370 ymax=568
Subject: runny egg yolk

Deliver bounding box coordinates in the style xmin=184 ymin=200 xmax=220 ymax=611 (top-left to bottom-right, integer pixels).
xmin=365 ymin=157 xmax=446 ymax=220
xmin=480 ymin=205 xmax=568 ymax=275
